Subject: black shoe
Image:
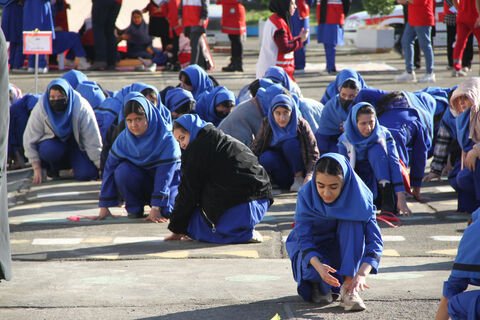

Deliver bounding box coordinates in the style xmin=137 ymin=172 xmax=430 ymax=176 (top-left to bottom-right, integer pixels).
xmin=127 ymin=211 xmax=145 ymax=219
xmin=378 ymin=182 xmax=397 ymax=214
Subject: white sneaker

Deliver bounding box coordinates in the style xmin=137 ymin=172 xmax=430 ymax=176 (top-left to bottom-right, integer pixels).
xmin=462 ymin=66 xmax=470 ymax=72
xmin=452 ymin=69 xmax=467 ymax=77
xmin=248 ymin=230 xmax=263 ymax=243
xmin=77 ymin=57 xmax=91 ymax=70
xmin=418 ymin=72 xmax=436 ymax=83
xmin=339 ymin=285 xmax=366 ymax=311
xmin=65 ymin=58 xmax=75 ymax=67
xmin=290 ymin=176 xmax=304 ymax=192
xmin=394 ymin=71 xmax=416 ymax=82
xmin=312 ymin=283 xmax=334 ymax=304
xmin=147 ymin=63 xmax=157 ymax=72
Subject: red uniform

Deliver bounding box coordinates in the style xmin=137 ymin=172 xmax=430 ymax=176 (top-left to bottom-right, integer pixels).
xmin=181 ymin=0 xmax=208 ymax=28
xmin=217 ymin=0 xmax=246 ymax=35
xmin=168 ymin=0 xmax=182 ymax=37
xmin=316 ymin=0 xmax=345 ymax=25
xmin=408 ymin=0 xmax=435 ymax=26
xmin=270 ymin=13 xmax=296 ymax=79
xmin=145 ymin=2 xmax=169 ymax=18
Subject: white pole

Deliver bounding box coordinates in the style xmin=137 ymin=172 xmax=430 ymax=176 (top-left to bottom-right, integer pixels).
xmin=34 ymin=54 xmax=39 ymax=94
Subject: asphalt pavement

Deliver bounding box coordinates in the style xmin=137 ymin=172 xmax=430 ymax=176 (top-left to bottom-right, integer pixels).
xmin=1 ymin=38 xmax=475 ymax=319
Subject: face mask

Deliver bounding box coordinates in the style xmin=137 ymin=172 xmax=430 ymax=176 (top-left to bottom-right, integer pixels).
xmin=339 ymin=97 xmax=353 ymax=110
xmin=49 ymin=98 xmax=68 ymax=113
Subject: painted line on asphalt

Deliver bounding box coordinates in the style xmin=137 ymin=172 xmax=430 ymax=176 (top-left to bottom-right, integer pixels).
xmin=382 ymin=249 xmax=400 ymax=257
xmin=112 ymin=237 xmax=164 ymax=244
xmin=435 ymin=186 xmax=455 ymax=192
xmin=82 ymin=237 xmax=113 ymax=243
xmin=214 ymin=250 xmax=260 ymax=258
xmin=10 ymin=239 xmax=30 ymax=244
xmin=430 ymin=235 xmax=462 ymax=241
xmin=32 ymin=238 xmax=83 ymax=245
xmin=36 ymin=191 xmax=80 ymax=198
xmin=427 ymin=249 xmax=458 ymax=255
xmin=282 ymin=236 xmax=288 ymax=243
xmin=382 ymin=235 xmax=406 ymax=241
xmin=147 ymin=251 xmax=190 ymax=258
xmin=86 ymin=253 xmax=120 ymax=260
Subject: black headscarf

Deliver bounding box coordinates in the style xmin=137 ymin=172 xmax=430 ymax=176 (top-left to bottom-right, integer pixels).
xmin=269 ymin=0 xmax=291 ymax=26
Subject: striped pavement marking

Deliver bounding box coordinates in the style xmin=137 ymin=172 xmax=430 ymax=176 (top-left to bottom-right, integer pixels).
xmin=382 ymin=249 xmax=400 ymax=257
xmin=382 ymin=235 xmax=406 ymax=241
xmin=214 ymin=250 xmax=260 ymax=258
xmin=435 ymin=186 xmax=455 ymax=192
xmin=32 ymin=238 xmax=83 ymax=245
xmin=112 ymin=237 xmax=164 ymax=244
xmin=86 ymin=253 xmax=120 ymax=260
xmin=430 ymin=236 xmax=462 ymax=241
xmin=36 ymin=191 xmax=80 ymax=198
xmin=147 ymin=251 xmax=190 ymax=258
xmin=427 ymin=249 xmax=458 ymax=256
xmin=10 ymin=239 xmax=30 ymax=244
xmin=82 ymin=237 xmax=113 ymax=243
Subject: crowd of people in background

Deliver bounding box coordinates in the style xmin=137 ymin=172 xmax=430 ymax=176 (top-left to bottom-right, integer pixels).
xmin=3 ymin=0 xmax=480 ymax=318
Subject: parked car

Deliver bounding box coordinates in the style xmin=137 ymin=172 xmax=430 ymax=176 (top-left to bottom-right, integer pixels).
xmin=344 ymin=1 xmax=447 ymax=48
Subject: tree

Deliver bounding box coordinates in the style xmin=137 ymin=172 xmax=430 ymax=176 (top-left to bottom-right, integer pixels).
xmin=362 ymin=0 xmax=396 ymax=17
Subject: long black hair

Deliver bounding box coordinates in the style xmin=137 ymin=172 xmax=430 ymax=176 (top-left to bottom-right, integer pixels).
xmin=315 ymin=156 xmax=343 ymax=179
xmin=269 ymin=0 xmax=292 ymax=27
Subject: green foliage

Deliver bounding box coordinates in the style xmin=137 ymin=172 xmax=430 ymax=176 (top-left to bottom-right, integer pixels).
xmin=362 ymin=0 xmax=396 ymax=17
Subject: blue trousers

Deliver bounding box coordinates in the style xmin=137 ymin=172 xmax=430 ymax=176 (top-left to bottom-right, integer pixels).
xmin=28 ymin=54 xmax=47 ymax=68
xmin=186 ymin=198 xmax=269 ymax=243
xmin=8 ymin=42 xmax=24 ymax=69
xmin=291 ymin=10 xmax=309 ymax=70
xmin=53 ymin=31 xmax=87 ymax=59
xmin=401 ymin=23 xmax=434 ymax=73
xmin=37 ymin=137 xmax=98 ymax=181
xmin=355 ymin=144 xmax=391 ymax=199
xmin=296 ymin=220 xmax=365 ymax=299
xmin=448 ymin=290 xmax=480 ymax=320
xmin=259 ymin=138 xmax=304 ymax=189
xmin=114 ymin=161 xmax=180 ymax=217
xmin=324 ymin=43 xmax=336 ymax=72
xmin=315 ymin=132 xmax=340 ymax=154
xmin=450 ymin=159 xmax=480 ymax=213
xmin=8 ymin=102 xmax=30 ymax=154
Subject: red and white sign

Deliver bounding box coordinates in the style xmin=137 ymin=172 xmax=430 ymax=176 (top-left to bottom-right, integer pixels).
xmin=23 ymin=31 xmax=53 ymax=55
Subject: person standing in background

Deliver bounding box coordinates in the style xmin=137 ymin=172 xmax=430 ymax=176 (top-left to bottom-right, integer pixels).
xmin=291 ymin=0 xmax=312 ymax=74
xmin=90 ymin=0 xmax=121 ymax=71
xmin=218 ymin=0 xmax=246 ymax=72
xmin=179 ymin=0 xmax=209 ymax=69
xmin=1 ymin=0 xmax=25 ymax=71
xmin=316 ymin=0 xmax=351 ymax=75
xmin=143 ymin=0 xmax=171 ymax=52
xmin=167 ymin=0 xmax=182 ymax=71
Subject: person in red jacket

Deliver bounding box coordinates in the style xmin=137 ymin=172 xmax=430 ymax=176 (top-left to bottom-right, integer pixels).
xmin=257 ymin=0 xmax=309 ymax=80
xmin=316 ymin=0 xmax=350 ymax=75
xmin=451 ymin=0 xmax=480 ymax=76
xmin=167 ymin=0 xmax=182 ymax=71
xmin=395 ymin=0 xmax=436 ymax=83
xmin=143 ymin=0 xmax=171 ymax=52
xmin=178 ymin=0 xmax=209 ymax=69
xmin=218 ymin=0 xmax=246 ymax=72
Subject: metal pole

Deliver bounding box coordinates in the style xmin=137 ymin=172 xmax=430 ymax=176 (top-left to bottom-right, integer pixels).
xmin=34 ymin=54 xmax=39 ymax=94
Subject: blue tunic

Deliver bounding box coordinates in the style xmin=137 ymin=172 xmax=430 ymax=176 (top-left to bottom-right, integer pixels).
xmin=22 ymin=0 xmax=55 ymax=38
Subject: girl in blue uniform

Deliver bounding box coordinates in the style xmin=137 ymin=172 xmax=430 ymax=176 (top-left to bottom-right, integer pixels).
xmin=251 ymin=94 xmax=319 ymax=192
xmin=76 ymin=81 xmax=107 ymax=109
xmin=264 ymin=66 xmax=302 ymax=97
xmin=96 ymin=94 xmax=181 ymax=221
xmin=320 ymin=68 xmax=367 ymax=105
xmin=61 ymin=70 xmax=88 ymax=90
xmin=337 ymin=103 xmax=411 ymax=215
xmin=448 ymin=78 xmax=480 ymax=214
xmin=286 ymin=153 xmax=383 ymax=311
xmin=1 ymin=0 xmax=25 ymax=70
xmin=179 ymin=64 xmax=215 ymax=100
xmin=165 ymin=87 xmax=195 ymax=119
xmin=435 ymin=207 xmax=480 ymax=320
xmin=195 ymin=86 xmax=236 ymax=126
xmin=167 ymin=114 xmax=273 ymax=243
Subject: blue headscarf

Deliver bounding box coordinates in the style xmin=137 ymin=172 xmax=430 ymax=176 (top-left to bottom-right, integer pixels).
xmin=165 ymin=87 xmax=195 ymax=113
xmin=256 ymin=83 xmax=286 ymax=117
xmin=456 ymin=108 xmax=475 ymax=151
xmin=76 ymin=81 xmax=106 ymax=109
xmin=61 ymin=70 xmax=88 ymax=89
xmin=174 ymin=114 xmax=211 ymax=143
xmin=268 ymin=94 xmax=298 ymax=147
xmin=451 ymin=207 xmax=480 ymax=279
xmin=196 ymin=86 xmax=235 ymax=126
xmin=95 ymin=97 xmax=123 ymax=118
xmin=441 ymin=108 xmax=458 ymax=141
xmin=181 ymin=64 xmax=214 ymax=100
xmin=264 ymin=66 xmax=295 ymax=93
xmin=338 ymin=102 xmax=387 ymax=161
xmin=26 ymin=94 xmax=41 ymax=112
xmin=321 ymin=69 xmax=367 ymax=105
xmin=418 ymin=86 xmax=453 ymax=116
xmin=316 ymin=95 xmax=349 ymax=136
xmin=403 ymin=91 xmax=436 ymax=150
xmin=43 ymin=79 xmax=77 ymax=142
xmin=111 ymin=94 xmax=180 ymax=169
xmin=259 ymin=78 xmax=275 ymax=90
xmin=294 ymin=153 xmax=375 ymax=223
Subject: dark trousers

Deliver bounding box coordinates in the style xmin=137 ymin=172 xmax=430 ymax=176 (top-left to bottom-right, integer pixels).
xmin=228 ymin=34 xmax=243 ymax=62
xmin=447 ymin=24 xmax=473 ymax=68
xmin=92 ymin=0 xmax=121 ymax=66
xmin=185 ymin=26 xmax=206 ymax=68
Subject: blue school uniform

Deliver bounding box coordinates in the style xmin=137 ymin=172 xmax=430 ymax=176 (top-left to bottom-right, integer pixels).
xmin=443 ymin=208 xmax=480 ymax=320
xmin=52 ymin=31 xmax=87 ymax=60
xmin=286 ymin=153 xmax=383 ymax=302
xmin=321 ymin=69 xmax=368 ymax=105
xmin=181 ymin=64 xmax=214 ymax=100
xmin=337 ymin=102 xmax=405 ymax=198
xmin=258 ymin=94 xmax=305 ymax=189
xmin=8 ymin=94 xmax=40 ymax=155
xmin=76 ymin=81 xmax=106 ymax=109
xmin=23 ymin=0 xmax=55 ymax=69
xmin=315 ymin=95 xmax=348 ymax=154
xmin=99 ymin=94 xmax=181 ymax=217
xmin=195 ymin=86 xmax=235 ymax=126
xmin=94 ymin=97 xmax=123 ymax=141
xmin=1 ymin=1 xmax=24 ymax=68
xmin=165 ymin=87 xmax=195 ymax=114
xmin=264 ymin=66 xmax=296 ymax=94
xmin=38 ymin=79 xmax=98 ymax=180
xmin=61 ymin=70 xmax=88 ymax=90
xmin=377 ymin=92 xmax=435 ymax=189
